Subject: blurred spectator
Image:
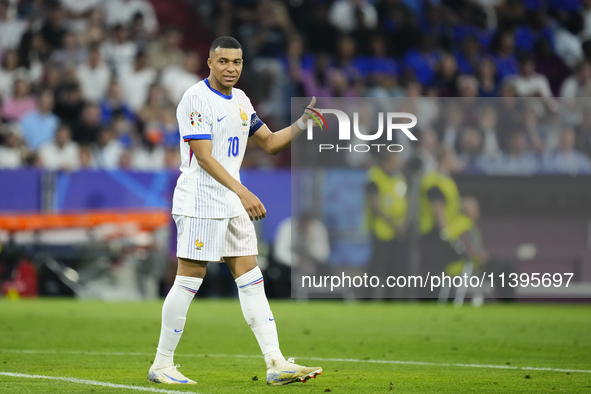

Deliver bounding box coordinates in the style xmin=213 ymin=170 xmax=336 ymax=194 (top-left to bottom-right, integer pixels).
xmin=476 ymin=59 xmax=499 ymax=97
xmin=0 ymin=49 xmax=22 ymax=100
xmin=17 ymin=31 xmax=49 ymax=85
xmin=119 ymin=51 xmax=157 ymax=112
xmin=0 ymin=0 xmax=27 ymax=51
xmin=101 ymin=24 xmax=137 ymax=74
xmin=164 ymin=146 xmax=181 ymax=170
xmin=100 ymin=80 xmax=135 ymax=125
xmin=0 ymin=123 xmax=24 ymax=169
xmin=456 ymin=125 xmax=484 ymax=173
xmin=534 ymin=38 xmax=571 ymax=96
xmin=40 ymin=1 xmax=67 ymax=51
xmin=483 ymin=132 xmax=540 ymax=175
xmin=478 ymin=104 xmax=502 ymax=158
xmin=433 ymin=53 xmax=459 ymax=97
xmin=148 ymin=28 xmax=184 ymax=72
xmin=1 ymin=77 xmax=36 ymax=121
xmin=19 ymin=89 xmax=59 ymax=151
xmin=543 ymin=127 xmax=591 ymax=175
xmin=51 ymin=31 xmax=87 ymax=72
xmin=416 ymin=127 xmax=438 ymax=173
xmin=457 ymin=74 xmax=479 ymax=98
xmin=76 ymin=43 xmax=112 ymax=103
xmin=91 ymin=127 xmax=124 ymax=170
xmin=560 ymin=60 xmax=591 ymax=97
xmin=161 ymin=52 xmax=201 ymax=104
xmin=553 ymin=12 xmax=584 ymax=68
xmin=131 ymin=139 xmax=165 ymax=171
xmin=72 ymin=103 xmax=102 ymax=144
xmin=522 ymin=105 xmax=546 ymax=153
xmin=455 ymin=36 xmax=482 ymax=75
xmin=491 ymin=30 xmax=518 ymax=82
xmin=436 ymin=102 xmax=465 ymax=149
xmin=53 ymin=82 xmax=84 ymax=127
xmin=274 ymin=212 xmax=330 ymax=276
xmin=160 ymin=106 xmax=179 ymax=148
xmin=78 ymin=144 xmax=94 ymax=169
xmin=511 ymin=55 xmax=552 ymax=98
xmin=104 ymin=0 xmax=158 ymax=35
xmin=328 ymin=0 xmax=378 ymax=35
xmin=138 ymin=83 xmax=171 ymax=124
xmin=38 ymin=123 xmax=80 ymax=171
xmin=514 ymin=10 xmax=554 ymax=53
xmin=79 ymin=7 xmax=106 ymax=46
xmin=300 ymin=3 xmax=338 ymax=54
xmin=403 ymin=34 xmax=440 ymax=86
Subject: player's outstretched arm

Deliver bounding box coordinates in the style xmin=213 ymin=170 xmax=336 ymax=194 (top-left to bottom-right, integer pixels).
xmin=189 ymin=139 xmax=266 ymax=221
xmin=250 ymin=97 xmax=317 ymax=155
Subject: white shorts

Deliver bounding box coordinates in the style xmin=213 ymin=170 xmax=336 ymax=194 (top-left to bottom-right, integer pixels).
xmin=174 ymin=213 xmax=258 ymax=262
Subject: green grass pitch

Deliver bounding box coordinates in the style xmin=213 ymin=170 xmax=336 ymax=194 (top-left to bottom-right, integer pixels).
xmin=0 ymin=299 xmax=590 ymax=393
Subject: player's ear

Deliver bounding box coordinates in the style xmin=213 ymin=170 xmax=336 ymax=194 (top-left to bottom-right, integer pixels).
xmin=207 ymin=57 xmax=212 ymax=69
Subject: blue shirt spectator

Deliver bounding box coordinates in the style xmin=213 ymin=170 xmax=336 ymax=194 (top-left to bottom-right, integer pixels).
xmin=20 ymin=90 xmax=59 ymax=151
xmin=479 ymin=132 xmax=541 ymax=175
xmin=543 ymin=127 xmax=591 ymax=175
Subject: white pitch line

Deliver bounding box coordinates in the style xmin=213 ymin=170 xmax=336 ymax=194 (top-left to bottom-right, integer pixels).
xmin=2 ymin=349 xmax=590 ymax=374
xmin=0 ymin=372 xmax=199 ymax=394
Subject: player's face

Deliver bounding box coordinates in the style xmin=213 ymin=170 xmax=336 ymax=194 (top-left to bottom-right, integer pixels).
xmin=207 ymin=48 xmax=243 ymax=93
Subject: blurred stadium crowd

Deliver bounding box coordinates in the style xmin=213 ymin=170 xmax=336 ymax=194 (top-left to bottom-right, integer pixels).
xmin=1 ymin=0 xmax=591 ymax=174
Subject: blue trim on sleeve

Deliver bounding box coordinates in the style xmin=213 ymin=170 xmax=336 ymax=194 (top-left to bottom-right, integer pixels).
xmin=249 ymin=113 xmax=264 ymax=137
xmin=184 ymin=134 xmax=212 ymax=141
xmin=204 ymin=79 xmax=233 ymax=100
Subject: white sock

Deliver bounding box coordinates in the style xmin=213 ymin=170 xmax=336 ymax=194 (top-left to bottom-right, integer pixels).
xmin=152 ymin=275 xmax=203 ymax=370
xmin=236 ymin=266 xmax=286 ymax=369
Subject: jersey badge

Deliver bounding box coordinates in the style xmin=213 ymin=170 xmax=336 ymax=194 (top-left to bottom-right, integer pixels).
xmin=190 ymin=111 xmax=202 ymax=127
xmin=240 ymin=108 xmax=248 ymax=127
xmin=195 ymin=239 xmax=204 ymax=250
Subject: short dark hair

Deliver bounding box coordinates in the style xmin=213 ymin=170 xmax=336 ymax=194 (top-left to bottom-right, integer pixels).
xmin=209 ymin=36 xmax=242 ymax=54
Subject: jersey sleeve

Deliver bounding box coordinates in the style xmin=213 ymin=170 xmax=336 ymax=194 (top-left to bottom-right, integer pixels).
xmin=178 ymin=94 xmax=213 ymax=141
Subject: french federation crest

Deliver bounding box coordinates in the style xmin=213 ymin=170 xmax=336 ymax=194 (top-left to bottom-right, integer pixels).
xmin=195 ymin=239 xmax=203 ymax=250
xmin=240 ymin=108 xmax=248 ymax=127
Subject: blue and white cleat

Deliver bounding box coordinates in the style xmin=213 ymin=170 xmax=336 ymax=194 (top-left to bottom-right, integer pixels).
xmin=266 ymin=358 xmax=322 ymax=386
xmin=147 ymin=364 xmax=196 ymax=385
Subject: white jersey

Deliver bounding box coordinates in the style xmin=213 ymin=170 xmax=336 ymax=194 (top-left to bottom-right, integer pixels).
xmin=172 ymin=79 xmax=264 ymax=218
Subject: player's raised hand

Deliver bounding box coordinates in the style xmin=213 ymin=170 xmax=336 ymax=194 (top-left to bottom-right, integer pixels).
xmin=301 ymin=96 xmax=317 ymax=125
xmin=237 ymin=188 xmax=266 ymax=221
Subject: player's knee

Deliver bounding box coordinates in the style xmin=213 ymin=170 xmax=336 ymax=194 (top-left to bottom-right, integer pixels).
xmin=177 ymin=258 xmax=208 ymax=278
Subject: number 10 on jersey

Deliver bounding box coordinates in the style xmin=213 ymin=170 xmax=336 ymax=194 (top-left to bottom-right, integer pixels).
xmin=228 ymin=137 xmax=239 ymax=157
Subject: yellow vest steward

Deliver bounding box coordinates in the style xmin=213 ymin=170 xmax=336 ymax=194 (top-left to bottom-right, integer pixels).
xmin=366 ymin=166 xmax=408 ymax=240
xmin=419 ymin=171 xmax=465 ymax=237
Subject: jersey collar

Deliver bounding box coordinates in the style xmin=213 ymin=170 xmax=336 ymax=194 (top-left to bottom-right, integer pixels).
xmin=205 ymin=78 xmax=233 ymax=100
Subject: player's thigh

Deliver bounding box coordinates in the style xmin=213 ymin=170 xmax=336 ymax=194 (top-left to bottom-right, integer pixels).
xmin=223 ymin=213 xmax=259 ymax=279
xmin=225 ymin=255 xmax=258 ymax=279
xmin=177 ymin=257 xmax=208 ymax=278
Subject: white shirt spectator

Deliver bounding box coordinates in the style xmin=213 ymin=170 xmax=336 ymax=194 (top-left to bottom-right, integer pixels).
xmin=119 ymin=65 xmax=157 ymax=111
xmin=0 ymin=145 xmax=21 ymax=168
xmin=131 ymin=146 xmax=165 ymax=171
xmin=60 ymin=0 xmax=100 ymax=14
xmin=274 ymin=216 xmax=331 ymax=268
xmin=92 ymin=139 xmax=124 ymax=169
xmin=560 ymin=75 xmax=591 ymax=97
xmin=161 ymin=65 xmax=200 ymax=104
xmin=103 ymin=0 xmax=158 ymax=34
xmin=512 ymin=73 xmax=553 ymax=98
xmin=0 ymin=17 xmax=27 ymax=50
xmin=553 ymin=24 xmax=584 ymax=68
xmin=77 ymin=61 xmax=112 ymax=103
xmin=328 ymin=0 xmax=378 ymax=34
xmin=38 ymin=140 xmax=80 ymax=171
xmin=101 ymin=39 xmax=137 ymax=75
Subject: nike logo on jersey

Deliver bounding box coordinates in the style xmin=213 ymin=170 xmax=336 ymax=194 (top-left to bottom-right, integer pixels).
xmin=174 ymin=329 xmax=183 ymax=333
xmin=269 ymin=318 xmax=274 ymax=321
xmin=217 ymin=116 xmax=227 ymax=122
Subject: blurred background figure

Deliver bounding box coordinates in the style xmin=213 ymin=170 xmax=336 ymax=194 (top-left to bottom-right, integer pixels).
xmin=37 ymin=123 xmax=80 ymax=171
xmin=365 ymin=152 xmax=408 ymax=298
